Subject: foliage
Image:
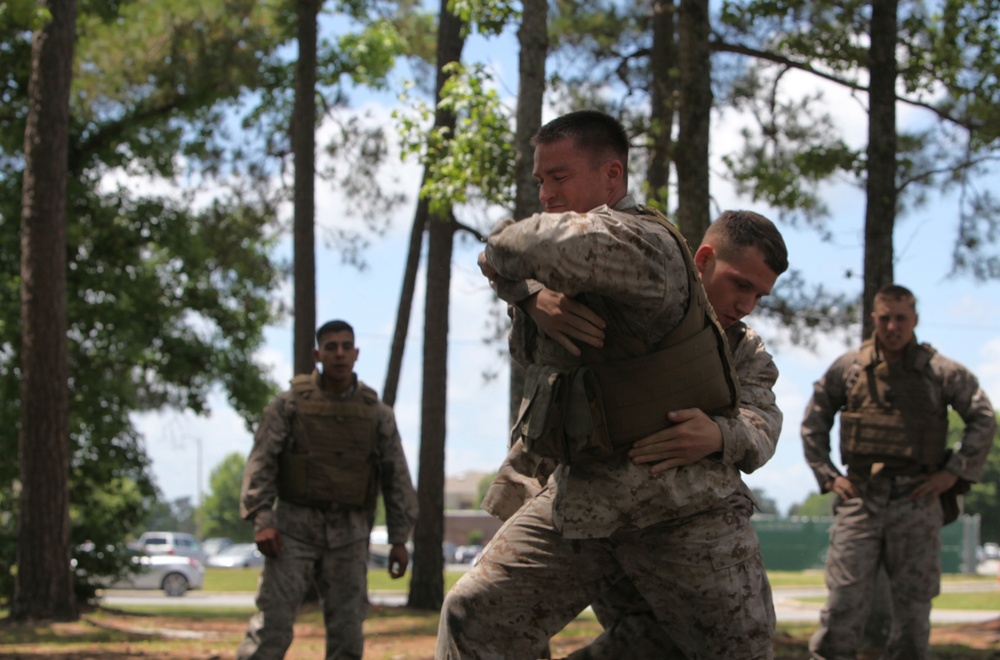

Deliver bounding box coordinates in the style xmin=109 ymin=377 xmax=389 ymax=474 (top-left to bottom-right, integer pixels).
xmin=788 ymin=491 xmax=835 ymax=518
xmin=751 ymin=487 xmax=779 ymax=514
xmin=201 ymin=453 xmax=253 ymax=543
xmin=143 ymin=496 xmax=198 ymax=535
xmin=396 ymin=62 xmax=516 ymax=216
xmin=715 ymin=0 xmax=1000 ymax=279
xmin=0 ymin=0 xmax=416 ymax=605
xmin=950 ymin=410 xmax=1000 ymax=543
xmin=475 ymin=471 xmax=496 ymax=510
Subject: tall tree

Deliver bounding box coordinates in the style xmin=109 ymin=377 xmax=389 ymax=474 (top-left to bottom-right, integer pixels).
xmin=13 ymin=0 xmax=78 ymax=622
xmin=407 ymin=0 xmax=466 ymax=611
xmin=507 ymin=0 xmax=548 ymax=424
xmin=675 ymin=0 xmax=712 ymax=243
xmin=293 ymin=0 xmax=320 ymax=375
xmin=862 ymin=0 xmax=899 ymax=336
xmin=646 ymin=0 xmax=678 ymax=211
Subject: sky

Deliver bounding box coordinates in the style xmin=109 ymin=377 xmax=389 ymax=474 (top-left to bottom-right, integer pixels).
xmin=132 ymin=25 xmax=1000 ymax=519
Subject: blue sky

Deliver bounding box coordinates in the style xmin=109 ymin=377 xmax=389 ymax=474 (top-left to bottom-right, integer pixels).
xmin=132 ymin=23 xmax=1000 ymax=518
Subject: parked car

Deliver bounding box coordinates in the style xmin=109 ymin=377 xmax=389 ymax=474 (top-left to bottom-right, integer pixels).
xmin=112 ymin=554 xmax=205 ymax=596
xmin=454 ymin=545 xmax=483 ymax=564
xmin=74 ymin=548 xmax=205 ymax=597
xmin=206 ymin=543 xmax=265 ymax=569
xmin=202 ymin=536 xmax=234 ymax=558
xmin=136 ymin=531 xmax=208 ymax=565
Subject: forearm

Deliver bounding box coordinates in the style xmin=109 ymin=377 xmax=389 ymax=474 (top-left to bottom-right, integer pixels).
xmin=378 ymin=409 xmax=418 ymax=544
xmin=485 ymin=211 xmax=673 ymax=306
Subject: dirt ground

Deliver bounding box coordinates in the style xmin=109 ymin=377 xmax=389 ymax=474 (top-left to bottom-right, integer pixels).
xmin=1 ymin=606 xmax=998 ymax=659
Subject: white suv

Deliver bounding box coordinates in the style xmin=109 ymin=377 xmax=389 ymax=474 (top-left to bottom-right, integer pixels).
xmin=136 ymin=531 xmax=207 ymax=566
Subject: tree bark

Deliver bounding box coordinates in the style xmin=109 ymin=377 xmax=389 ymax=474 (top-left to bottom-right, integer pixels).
xmin=292 ymin=0 xmax=319 ymax=375
xmin=860 ymin=0 xmax=899 ymax=648
xmin=407 ymin=0 xmax=466 ymax=611
xmin=647 ymin=0 xmax=677 ymax=210
xmin=675 ymin=0 xmax=712 ymax=244
xmin=382 ymin=193 xmax=428 ymax=407
xmin=507 ymin=0 xmax=548 ymax=426
xmin=14 ymin=0 xmax=78 ymax=622
xmin=861 ymin=0 xmax=898 ymax=340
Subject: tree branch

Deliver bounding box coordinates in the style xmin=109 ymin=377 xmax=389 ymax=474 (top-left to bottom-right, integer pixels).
xmin=711 ymin=38 xmax=980 ymax=133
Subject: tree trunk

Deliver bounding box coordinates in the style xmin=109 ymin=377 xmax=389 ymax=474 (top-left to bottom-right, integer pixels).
xmin=14 ymin=0 xmax=78 ymax=622
xmin=860 ymin=0 xmax=899 ymax=648
xmin=382 ymin=193 xmax=428 ymax=406
xmin=407 ymin=0 xmax=466 ymax=611
xmin=675 ymin=0 xmax=712 ymax=244
xmin=647 ymin=0 xmax=677 ymax=210
xmin=292 ymin=0 xmax=319 ymax=375
xmin=507 ymin=0 xmax=548 ymax=426
xmin=861 ymin=0 xmax=898 ymax=341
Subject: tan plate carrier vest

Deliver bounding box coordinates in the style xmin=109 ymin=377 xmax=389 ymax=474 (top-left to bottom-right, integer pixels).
xmin=277 ymin=373 xmax=379 ymax=509
xmin=518 ymin=207 xmax=741 ymax=465
xmin=840 ymin=339 xmax=948 ymax=475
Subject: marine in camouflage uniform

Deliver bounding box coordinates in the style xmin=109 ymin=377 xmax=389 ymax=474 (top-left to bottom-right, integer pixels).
xmin=237 ymin=320 xmax=417 ymax=660
xmin=802 ymin=285 xmax=995 ymax=660
xmin=437 ymin=112 xmax=777 ymax=660
xmin=481 ymin=211 xmax=789 ymax=659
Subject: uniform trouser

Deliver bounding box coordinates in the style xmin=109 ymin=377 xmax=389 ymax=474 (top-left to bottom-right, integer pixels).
xmin=236 ymin=534 xmax=369 ymax=660
xmin=809 ymin=476 xmax=943 ymax=660
xmin=565 ymin=577 xmax=686 ymax=660
xmin=437 ymin=487 xmax=775 ymax=660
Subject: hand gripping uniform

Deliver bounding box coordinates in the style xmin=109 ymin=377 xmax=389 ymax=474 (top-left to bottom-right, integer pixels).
xmin=483 ymin=320 xmax=784 ymax=660
xmin=437 ymin=196 xmax=776 ymax=660
xmin=238 ymin=371 xmax=417 ymax=660
xmin=802 ymin=336 xmax=995 ymax=660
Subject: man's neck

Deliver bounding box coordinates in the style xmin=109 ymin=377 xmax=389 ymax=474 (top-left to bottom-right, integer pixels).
xmin=320 ymin=372 xmax=354 ymax=397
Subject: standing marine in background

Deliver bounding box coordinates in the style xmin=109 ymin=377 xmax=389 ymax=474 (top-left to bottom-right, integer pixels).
xmin=237 ymin=319 xmax=418 ymax=660
xmin=802 ymin=284 xmax=995 ymax=659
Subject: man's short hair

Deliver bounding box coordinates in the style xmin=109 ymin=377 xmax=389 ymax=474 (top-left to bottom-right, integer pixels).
xmin=531 ymin=110 xmax=630 ymax=168
xmin=874 ymin=284 xmax=917 ymax=311
xmin=316 ymin=319 xmax=354 ymax=344
xmin=705 ymin=210 xmax=789 ymax=275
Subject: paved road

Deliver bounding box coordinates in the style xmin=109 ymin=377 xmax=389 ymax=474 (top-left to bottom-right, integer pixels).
xmin=102 ymin=581 xmax=1000 ymax=624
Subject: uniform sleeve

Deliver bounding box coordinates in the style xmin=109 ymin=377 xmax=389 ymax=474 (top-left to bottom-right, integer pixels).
xmin=938 ymin=357 xmax=997 ymax=482
xmin=376 ymin=402 xmax=418 ymax=545
xmin=801 ymin=354 xmax=854 ymax=491
xmin=240 ymin=394 xmax=292 ymax=534
xmin=714 ymin=329 xmax=782 ymax=474
xmin=485 ymin=211 xmax=679 ymax=311
xmin=481 ymin=439 xmax=557 ymax=522
xmin=493 ymin=277 xmax=545 ymax=306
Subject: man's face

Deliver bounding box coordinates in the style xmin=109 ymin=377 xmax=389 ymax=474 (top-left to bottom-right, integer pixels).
xmin=872 ymin=298 xmax=918 ymax=359
xmin=695 ymin=245 xmax=778 ymax=329
xmin=533 ymin=138 xmax=620 ymax=214
xmin=312 ymin=330 xmax=359 ymax=388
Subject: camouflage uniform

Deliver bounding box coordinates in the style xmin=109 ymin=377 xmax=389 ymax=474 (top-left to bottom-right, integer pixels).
xmin=237 ymin=372 xmax=417 ymax=660
xmin=802 ymin=338 xmax=995 ymax=660
xmin=568 ymin=322 xmax=782 ymax=659
xmin=437 ymin=196 xmax=776 ymax=660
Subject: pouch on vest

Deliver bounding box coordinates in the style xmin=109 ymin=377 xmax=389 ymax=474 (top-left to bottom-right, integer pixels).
xmin=517 ymin=363 xmax=612 ymax=464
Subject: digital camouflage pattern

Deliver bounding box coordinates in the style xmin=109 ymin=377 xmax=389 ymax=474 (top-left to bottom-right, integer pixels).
xmin=801 ymin=337 xmax=995 ymax=660
xmin=238 ymin=374 xmax=417 ymax=660
xmin=481 ymin=322 xmax=782 ymax=657
xmin=438 ymin=197 xmax=776 ymax=658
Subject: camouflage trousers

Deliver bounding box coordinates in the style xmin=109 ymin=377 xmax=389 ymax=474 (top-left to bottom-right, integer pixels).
xmin=437 ymin=486 xmax=774 ymax=660
xmin=236 ymin=534 xmax=369 ymax=660
xmin=809 ymin=475 xmax=943 ymax=660
xmin=565 ymin=576 xmax=687 ymax=660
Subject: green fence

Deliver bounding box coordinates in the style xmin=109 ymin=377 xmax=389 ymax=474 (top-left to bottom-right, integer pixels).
xmin=751 ymin=514 xmax=980 ymax=574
